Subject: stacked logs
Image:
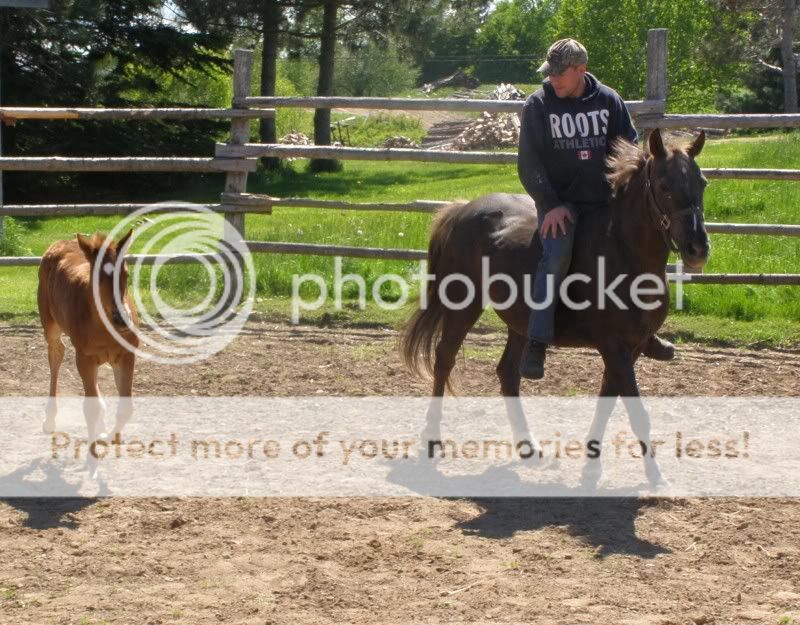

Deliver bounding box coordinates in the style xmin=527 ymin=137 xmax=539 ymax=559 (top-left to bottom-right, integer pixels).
xmin=382 ymin=136 xmax=420 ymax=148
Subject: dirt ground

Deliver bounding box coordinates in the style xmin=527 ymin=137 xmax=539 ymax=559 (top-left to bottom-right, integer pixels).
xmin=1 ymin=321 xmax=799 ymax=625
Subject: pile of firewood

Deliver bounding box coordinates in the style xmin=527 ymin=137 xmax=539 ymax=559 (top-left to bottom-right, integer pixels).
xmin=492 ymin=83 xmax=526 ymax=100
xmin=381 ymin=136 xmax=419 ymax=149
xmin=279 ymin=132 xmax=311 ymax=145
xmin=444 ymin=111 xmax=520 ymax=150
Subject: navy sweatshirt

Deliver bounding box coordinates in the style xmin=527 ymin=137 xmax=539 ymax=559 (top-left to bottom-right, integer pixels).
xmin=517 ymin=72 xmax=637 ymax=215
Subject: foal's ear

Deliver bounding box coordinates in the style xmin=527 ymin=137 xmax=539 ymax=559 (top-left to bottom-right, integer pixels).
xmin=76 ymin=233 xmax=95 ymax=259
xmin=648 ymin=129 xmax=667 ymax=159
xmin=117 ymin=229 xmax=134 ymax=256
xmin=687 ymin=130 xmax=705 ymax=158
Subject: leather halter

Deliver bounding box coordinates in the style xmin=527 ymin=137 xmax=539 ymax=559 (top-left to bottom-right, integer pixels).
xmin=643 ymin=157 xmax=702 ymax=253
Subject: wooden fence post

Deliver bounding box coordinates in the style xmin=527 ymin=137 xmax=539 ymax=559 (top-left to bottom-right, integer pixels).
xmin=220 ymin=49 xmax=254 ymax=312
xmin=646 ymin=28 xmax=668 ymax=103
xmin=224 ymin=49 xmax=254 ymax=241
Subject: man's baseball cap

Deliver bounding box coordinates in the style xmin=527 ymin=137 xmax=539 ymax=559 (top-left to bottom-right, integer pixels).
xmin=537 ymin=38 xmax=588 ymax=76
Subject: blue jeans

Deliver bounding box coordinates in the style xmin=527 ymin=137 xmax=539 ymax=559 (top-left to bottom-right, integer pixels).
xmin=527 ymin=208 xmax=576 ymax=344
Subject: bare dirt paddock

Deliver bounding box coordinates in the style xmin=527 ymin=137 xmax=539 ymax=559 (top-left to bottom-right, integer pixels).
xmin=1 ymin=321 xmax=799 ymax=625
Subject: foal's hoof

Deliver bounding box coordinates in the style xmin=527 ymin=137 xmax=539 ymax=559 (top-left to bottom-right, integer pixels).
xmin=42 ymin=418 xmax=56 ymax=434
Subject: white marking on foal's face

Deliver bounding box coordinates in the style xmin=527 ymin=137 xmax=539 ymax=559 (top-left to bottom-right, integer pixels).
xmin=103 ymin=262 xmax=115 ymax=276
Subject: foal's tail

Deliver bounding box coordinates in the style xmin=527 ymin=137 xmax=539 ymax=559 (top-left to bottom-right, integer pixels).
xmin=400 ymin=202 xmax=465 ymax=386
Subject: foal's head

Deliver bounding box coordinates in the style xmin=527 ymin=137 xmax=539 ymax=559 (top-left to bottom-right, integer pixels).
xmin=608 ymin=129 xmax=710 ymax=270
xmin=76 ymin=230 xmax=134 ymax=328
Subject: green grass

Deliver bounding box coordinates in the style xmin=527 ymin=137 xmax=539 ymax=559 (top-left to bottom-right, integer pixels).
xmin=1 ymin=132 xmax=799 ymax=345
xmin=275 ymin=110 xmax=426 ymax=146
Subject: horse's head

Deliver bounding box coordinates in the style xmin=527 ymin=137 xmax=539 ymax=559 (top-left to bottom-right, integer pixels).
xmin=76 ymin=229 xmax=134 ymax=328
xmin=646 ymin=129 xmax=710 ymax=270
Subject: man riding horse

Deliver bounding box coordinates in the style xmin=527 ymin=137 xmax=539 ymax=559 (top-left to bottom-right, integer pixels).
xmin=518 ymin=38 xmax=675 ymax=379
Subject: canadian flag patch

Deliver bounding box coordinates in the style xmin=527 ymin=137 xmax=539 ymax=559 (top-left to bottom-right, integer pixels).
xmin=578 ymin=150 xmax=591 ymax=160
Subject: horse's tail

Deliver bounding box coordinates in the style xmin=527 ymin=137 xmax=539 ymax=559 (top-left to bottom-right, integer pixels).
xmin=400 ymin=201 xmax=466 ymax=389
xmin=490 ymin=209 xmax=537 ymax=248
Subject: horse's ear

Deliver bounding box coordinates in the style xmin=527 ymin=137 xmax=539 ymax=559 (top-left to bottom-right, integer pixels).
xmin=117 ymin=229 xmax=134 ymax=256
xmin=76 ymin=233 xmax=95 ymax=259
xmin=648 ymin=129 xmax=667 ymax=159
xmin=688 ymin=130 xmax=705 ymax=158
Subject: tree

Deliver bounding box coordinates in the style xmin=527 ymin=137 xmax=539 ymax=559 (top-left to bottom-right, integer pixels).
xmin=0 ymin=0 xmax=230 ymax=202
xmin=174 ymin=0 xmax=288 ymax=168
xmin=471 ymin=0 xmax=557 ymax=83
xmin=721 ymin=0 xmax=800 ymax=113
xmin=781 ymin=0 xmax=797 ymax=112
xmin=310 ymin=0 xmax=341 ymax=172
xmin=547 ymin=0 xmax=751 ymax=112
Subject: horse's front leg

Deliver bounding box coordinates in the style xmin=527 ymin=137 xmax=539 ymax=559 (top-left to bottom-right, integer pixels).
xmin=580 ymin=369 xmax=619 ymax=489
xmin=610 ymin=347 xmax=668 ymax=489
xmin=75 ymin=351 xmax=107 ymax=443
xmin=111 ymin=352 xmax=135 ymax=438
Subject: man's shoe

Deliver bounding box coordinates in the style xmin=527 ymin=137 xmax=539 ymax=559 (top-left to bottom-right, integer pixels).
xmin=520 ymin=340 xmax=547 ymax=380
xmin=643 ymin=334 xmax=675 ymax=361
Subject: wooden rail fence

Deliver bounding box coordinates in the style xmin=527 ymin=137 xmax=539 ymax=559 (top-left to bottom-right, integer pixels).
xmin=0 ymin=28 xmax=798 ymax=286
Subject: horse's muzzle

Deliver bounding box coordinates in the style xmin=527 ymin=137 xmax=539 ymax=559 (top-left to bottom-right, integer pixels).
xmin=681 ymin=239 xmax=711 ymax=270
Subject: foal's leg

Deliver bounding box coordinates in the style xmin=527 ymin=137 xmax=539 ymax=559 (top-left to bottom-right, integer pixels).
xmin=421 ymin=305 xmax=482 ymax=455
xmin=496 ymin=328 xmax=540 ymax=456
xmin=75 ymin=351 xmax=107 ymax=443
xmin=43 ymin=323 xmax=65 ymax=433
xmin=111 ymin=352 xmax=135 ymax=437
xmin=604 ymin=345 xmax=667 ymax=488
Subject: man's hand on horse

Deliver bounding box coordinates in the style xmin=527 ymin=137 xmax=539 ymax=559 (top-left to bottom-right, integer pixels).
xmin=541 ymin=206 xmax=575 ymax=239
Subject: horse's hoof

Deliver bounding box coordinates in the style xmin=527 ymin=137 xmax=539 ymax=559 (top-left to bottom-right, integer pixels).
xmin=515 ymin=440 xmax=544 ymax=467
xmin=648 ymin=473 xmax=672 ymax=492
xmin=580 ymin=464 xmax=602 ymax=491
xmin=42 ymin=419 xmax=56 ymax=434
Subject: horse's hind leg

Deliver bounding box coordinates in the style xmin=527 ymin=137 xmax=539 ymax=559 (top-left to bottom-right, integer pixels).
xmin=43 ymin=322 xmax=65 ymax=433
xmin=421 ymin=304 xmax=482 ymax=456
xmin=111 ymin=352 xmax=135 ymax=437
xmin=496 ymin=328 xmax=540 ymax=456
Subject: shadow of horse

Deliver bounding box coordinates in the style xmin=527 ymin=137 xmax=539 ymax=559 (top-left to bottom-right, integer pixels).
xmin=385 ymin=457 xmax=669 ymax=559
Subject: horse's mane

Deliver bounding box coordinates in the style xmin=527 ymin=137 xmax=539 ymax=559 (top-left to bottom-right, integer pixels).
xmin=606 ymin=139 xmax=647 ymax=196
xmin=606 ymin=135 xmax=694 ymax=199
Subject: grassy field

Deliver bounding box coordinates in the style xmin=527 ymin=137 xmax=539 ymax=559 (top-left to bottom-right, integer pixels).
xmin=1 ymin=127 xmax=799 ymax=346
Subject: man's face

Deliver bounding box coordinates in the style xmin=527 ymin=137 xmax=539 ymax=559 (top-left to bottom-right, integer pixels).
xmin=548 ymin=64 xmax=586 ymax=98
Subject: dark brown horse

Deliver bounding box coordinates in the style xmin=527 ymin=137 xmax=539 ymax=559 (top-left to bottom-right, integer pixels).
xmin=401 ymin=129 xmax=709 ymax=488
